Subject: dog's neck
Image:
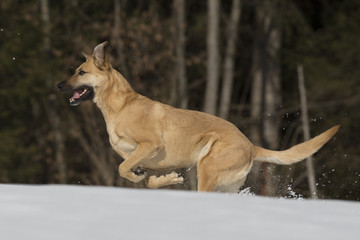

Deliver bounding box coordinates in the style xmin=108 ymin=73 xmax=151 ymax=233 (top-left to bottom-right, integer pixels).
xmin=93 ymin=69 xmax=137 ymax=117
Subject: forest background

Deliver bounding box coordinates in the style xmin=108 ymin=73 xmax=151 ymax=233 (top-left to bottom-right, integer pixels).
xmin=0 ymin=0 xmax=359 ymax=200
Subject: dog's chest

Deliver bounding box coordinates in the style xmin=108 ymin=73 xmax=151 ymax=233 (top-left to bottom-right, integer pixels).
xmin=116 ymin=138 xmax=137 ymax=152
xmin=105 ymin=118 xmax=136 ymax=153
xmin=109 ymin=134 xmax=137 ymax=156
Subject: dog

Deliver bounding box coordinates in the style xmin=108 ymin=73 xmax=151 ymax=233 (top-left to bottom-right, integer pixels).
xmin=57 ymin=41 xmax=339 ymax=193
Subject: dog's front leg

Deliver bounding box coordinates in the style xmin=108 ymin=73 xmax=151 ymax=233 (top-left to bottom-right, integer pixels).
xmin=118 ymin=142 xmax=164 ymax=183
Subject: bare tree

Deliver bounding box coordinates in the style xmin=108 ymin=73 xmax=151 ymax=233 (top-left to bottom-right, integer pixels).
xmin=112 ymin=0 xmax=129 ymax=78
xmin=262 ymin=1 xmax=281 ymax=196
xmin=203 ymin=0 xmax=220 ymax=115
xmin=219 ymin=0 xmax=242 ymax=120
xmin=248 ymin=0 xmax=282 ymax=196
xmin=174 ymin=0 xmax=188 ymax=109
xmin=172 ymin=0 xmax=197 ymax=191
xmin=248 ymin=17 xmax=263 ymax=194
xmin=41 ymin=0 xmax=67 ymax=183
xmin=67 ymin=105 xmax=116 ymax=186
xmin=297 ymin=64 xmax=318 ymax=199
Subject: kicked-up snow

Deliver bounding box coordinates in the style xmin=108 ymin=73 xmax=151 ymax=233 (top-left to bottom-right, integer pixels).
xmin=0 ymin=184 xmax=359 ymax=240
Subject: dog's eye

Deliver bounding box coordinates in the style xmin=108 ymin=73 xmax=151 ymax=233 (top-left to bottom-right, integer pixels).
xmin=79 ymin=70 xmax=86 ymax=76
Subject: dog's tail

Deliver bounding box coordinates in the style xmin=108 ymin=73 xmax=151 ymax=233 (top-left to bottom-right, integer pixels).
xmin=252 ymin=125 xmax=339 ymax=165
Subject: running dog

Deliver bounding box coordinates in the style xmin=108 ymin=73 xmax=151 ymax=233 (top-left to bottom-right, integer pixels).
xmin=57 ymin=41 xmax=339 ymax=192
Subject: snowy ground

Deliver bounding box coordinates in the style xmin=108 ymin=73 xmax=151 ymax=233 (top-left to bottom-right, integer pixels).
xmin=0 ymin=184 xmax=359 ymax=240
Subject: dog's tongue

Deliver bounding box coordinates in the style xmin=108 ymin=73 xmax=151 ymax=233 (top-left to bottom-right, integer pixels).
xmin=72 ymin=91 xmax=81 ymax=99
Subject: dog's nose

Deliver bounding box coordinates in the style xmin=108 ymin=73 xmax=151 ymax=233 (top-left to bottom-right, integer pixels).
xmin=56 ymin=81 xmax=65 ymax=91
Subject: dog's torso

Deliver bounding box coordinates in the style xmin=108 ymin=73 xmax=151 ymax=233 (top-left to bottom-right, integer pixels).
xmin=98 ymin=90 xmax=253 ymax=171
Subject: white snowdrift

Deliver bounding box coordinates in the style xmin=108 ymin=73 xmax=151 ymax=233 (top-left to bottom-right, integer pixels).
xmin=0 ymin=184 xmax=359 ymax=240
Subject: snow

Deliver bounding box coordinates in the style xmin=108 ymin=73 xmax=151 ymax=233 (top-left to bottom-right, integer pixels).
xmin=0 ymin=185 xmax=359 ymax=240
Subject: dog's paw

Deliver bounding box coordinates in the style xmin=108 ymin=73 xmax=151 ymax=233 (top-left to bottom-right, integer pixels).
xmin=146 ymin=172 xmax=184 ymax=188
xmin=171 ymin=176 xmax=184 ymax=185
xmin=130 ymin=172 xmax=147 ymax=183
xmin=133 ymin=168 xmax=147 ymax=176
xmin=167 ymin=172 xmax=184 ymax=184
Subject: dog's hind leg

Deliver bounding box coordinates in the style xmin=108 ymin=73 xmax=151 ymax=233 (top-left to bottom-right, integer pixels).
xmin=146 ymin=172 xmax=184 ymax=189
xmin=214 ymin=176 xmax=247 ymax=193
xmin=197 ymin=156 xmax=219 ymax=192
xmin=197 ymin=145 xmax=253 ymax=193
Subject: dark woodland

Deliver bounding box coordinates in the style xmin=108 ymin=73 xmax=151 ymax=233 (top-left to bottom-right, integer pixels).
xmin=0 ymin=0 xmax=359 ymax=200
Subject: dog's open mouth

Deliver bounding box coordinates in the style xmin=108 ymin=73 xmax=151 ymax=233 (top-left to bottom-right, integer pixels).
xmin=69 ymin=86 xmax=94 ymax=106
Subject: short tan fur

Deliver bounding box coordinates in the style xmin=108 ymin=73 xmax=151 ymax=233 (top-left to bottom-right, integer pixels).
xmin=57 ymin=42 xmax=339 ymax=193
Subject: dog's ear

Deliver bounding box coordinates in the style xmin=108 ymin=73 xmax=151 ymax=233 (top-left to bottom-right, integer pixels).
xmin=92 ymin=41 xmax=109 ymax=69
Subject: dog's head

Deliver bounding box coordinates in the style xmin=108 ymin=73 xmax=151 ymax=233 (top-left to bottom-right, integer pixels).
xmin=56 ymin=41 xmax=111 ymax=106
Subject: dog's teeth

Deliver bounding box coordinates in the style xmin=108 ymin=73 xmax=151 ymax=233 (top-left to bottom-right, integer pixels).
xmin=80 ymin=89 xmax=87 ymax=96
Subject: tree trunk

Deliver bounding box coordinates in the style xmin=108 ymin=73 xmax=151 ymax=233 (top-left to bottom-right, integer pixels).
xmin=173 ymin=0 xmax=197 ymax=190
xmin=247 ymin=30 xmax=263 ymax=195
xmin=41 ymin=0 xmax=67 ymax=184
xmin=203 ymin=0 xmax=220 ymax=115
xmin=219 ymin=0 xmax=241 ymax=120
xmin=297 ymin=64 xmax=318 ymax=199
xmin=68 ymin=106 xmax=115 ymax=186
xmin=249 ymin=0 xmax=282 ymax=196
xmin=112 ymin=0 xmax=129 ymax=78
xmin=174 ymin=0 xmax=188 ymax=109
xmin=262 ymin=6 xmax=281 ymax=196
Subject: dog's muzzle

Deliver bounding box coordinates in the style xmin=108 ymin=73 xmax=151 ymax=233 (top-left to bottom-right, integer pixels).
xmin=56 ymin=81 xmax=94 ymax=106
xmin=56 ymin=81 xmax=73 ymax=93
xmin=56 ymin=81 xmax=65 ymax=91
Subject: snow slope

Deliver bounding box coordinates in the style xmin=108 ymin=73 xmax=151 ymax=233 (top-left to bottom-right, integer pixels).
xmin=0 ymin=185 xmax=359 ymax=240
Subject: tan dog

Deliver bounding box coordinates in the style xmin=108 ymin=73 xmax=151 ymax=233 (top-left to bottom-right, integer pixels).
xmin=57 ymin=42 xmax=339 ymax=193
